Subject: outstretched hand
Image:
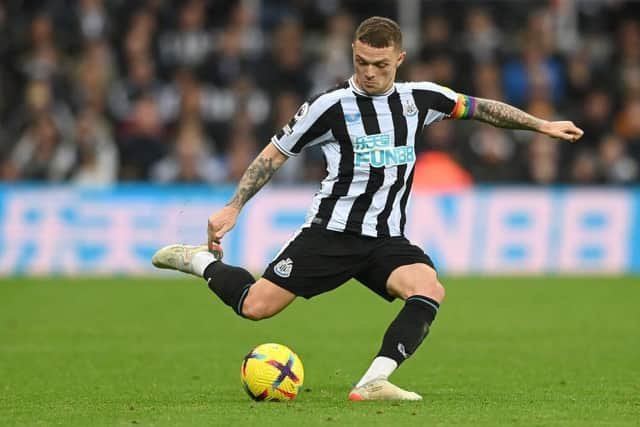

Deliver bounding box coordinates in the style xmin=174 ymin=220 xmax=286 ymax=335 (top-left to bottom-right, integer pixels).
xmin=540 ymin=121 xmax=584 ymax=142
xmin=207 ymin=205 xmax=240 ymax=250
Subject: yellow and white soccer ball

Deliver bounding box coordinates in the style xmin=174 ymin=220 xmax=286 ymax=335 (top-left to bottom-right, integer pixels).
xmin=240 ymin=343 xmax=304 ymax=401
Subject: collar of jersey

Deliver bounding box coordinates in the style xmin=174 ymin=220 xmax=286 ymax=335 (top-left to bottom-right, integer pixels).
xmin=349 ymin=76 xmax=396 ymax=97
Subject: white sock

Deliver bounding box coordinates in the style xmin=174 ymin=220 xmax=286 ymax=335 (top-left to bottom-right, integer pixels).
xmin=355 ymin=356 xmax=398 ymax=388
xmin=192 ymin=251 xmax=217 ymax=277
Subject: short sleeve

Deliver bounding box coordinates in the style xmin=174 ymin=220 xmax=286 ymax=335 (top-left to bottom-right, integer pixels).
xmin=409 ymin=82 xmax=459 ymax=126
xmin=270 ymin=96 xmax=334 ymax=157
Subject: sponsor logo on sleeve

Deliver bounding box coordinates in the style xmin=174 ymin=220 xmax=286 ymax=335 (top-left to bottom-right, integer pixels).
xmin=345 ymin=112 xmax=361 ymax=123
xmin=294 ymin=102 xmax=309 ymax=121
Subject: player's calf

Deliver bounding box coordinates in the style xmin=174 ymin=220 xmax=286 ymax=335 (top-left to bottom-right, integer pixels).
xmin=354 ymin=264 xmax=443 ymax=389
xmin=204 ymin=261 xmax=255 ymax=317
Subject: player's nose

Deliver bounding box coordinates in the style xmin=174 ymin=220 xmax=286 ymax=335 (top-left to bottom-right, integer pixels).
xmin=365 ymin=65 xmax=375 ymax=78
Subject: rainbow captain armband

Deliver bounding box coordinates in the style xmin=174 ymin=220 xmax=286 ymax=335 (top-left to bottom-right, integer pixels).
xmin=450 ymin=94 xmax=476 ymax=119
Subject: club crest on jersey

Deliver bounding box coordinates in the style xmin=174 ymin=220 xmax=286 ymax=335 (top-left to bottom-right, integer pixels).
xmin=403 ymin=100 xmax=418 ymax=117
xmin=345 ymin=112 xmax=361 ymax=123
xmin=274 ymin=258 xmax=293 ymax=278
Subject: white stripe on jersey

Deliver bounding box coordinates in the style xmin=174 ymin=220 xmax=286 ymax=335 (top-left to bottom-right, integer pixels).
xmin=360 ymin=96 xmax=398 ymax=236
xmin=289 ymin=79 xmax=458 ymax=237
xmin=271 ymin=88 xmax=350 ymax=157
xmin=425 ymin=109 xmax=446 ymax=127
xmin=387 ymin=90 xmax=422 ymax=234
xmin=324 ymin=94 xmax=366 ymax=232
xmin=303 ymin=140 xmax=339 ymax=227
xmin=405 ymin=81 xmax=458 ymax=101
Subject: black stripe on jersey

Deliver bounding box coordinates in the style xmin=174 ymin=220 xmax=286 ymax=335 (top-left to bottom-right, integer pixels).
xmin=310 ymin=80 xmax=349 ymax=103
xmin=393 ymin=89 xmax=434 ymax=234
xmin=412 ymin=90 xmax=431 ymax=147
xmin=290 ymin=109 xmax=331 ymax=154
xmin=344 ymin=95 xmax=386 ymax=234
xmin=280 ymin=81 xmax=351 ymax=153
xmin=412 ymin=89 xmax=456 ymax=122
xmin=399 ymin=167 xmax=415 ymax=234
xmin=274 ymin=127 xmax=286 ymax=141
xmin=375 ymin=92 xmax=408 ymax=236
xmin=313 ymin=102 xmax=354 ymax=225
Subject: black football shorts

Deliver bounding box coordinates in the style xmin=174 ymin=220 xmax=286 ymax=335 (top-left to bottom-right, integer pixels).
xmin=262 ymin=227 xmax=435 ymax=301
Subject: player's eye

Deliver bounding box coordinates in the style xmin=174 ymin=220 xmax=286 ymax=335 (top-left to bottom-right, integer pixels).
xmin=377 ymin=63 xmax=388 ymax=69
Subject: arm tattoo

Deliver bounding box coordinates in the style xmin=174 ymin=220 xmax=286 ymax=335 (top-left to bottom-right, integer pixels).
xmin=473 ymin=98 xmax=545 ymax=131
xmin=227 ymin=154 xmax=285 ymax=210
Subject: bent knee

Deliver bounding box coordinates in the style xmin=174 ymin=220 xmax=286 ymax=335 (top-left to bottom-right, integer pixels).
xmin=432 ymin=280 xmax=445 ymax=303
xmin=406 ymin=279 xmax=445 ymax=304
xmin=241 ymin=299 xmax=273 ymax=321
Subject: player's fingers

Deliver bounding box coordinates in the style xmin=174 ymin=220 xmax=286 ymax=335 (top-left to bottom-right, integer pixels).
xmin=207 ymin=221 xmax=222 ymax=249
xmin=567 ymin=128 xmax=583 ymax=142
xmin=208 ymin=218 xmax=225 ymax=237
xmin=565 ymin=133 xmax=581 ymax=143
xmin=208 ymin=226 xmax=222 ymax=247
xmin=208 ymin=238 xmax=220 ymax=251
xmin=553 ymin=134 xmax=571 ymax=142
xmin=214 ymin=223 xmax=232 ymax=241
xmin=568 ymin=123 xmax=583 ymax=135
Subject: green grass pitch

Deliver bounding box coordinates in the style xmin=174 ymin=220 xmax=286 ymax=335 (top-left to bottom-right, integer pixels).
xmin=1 ymin=276 xmax=639 ymax=426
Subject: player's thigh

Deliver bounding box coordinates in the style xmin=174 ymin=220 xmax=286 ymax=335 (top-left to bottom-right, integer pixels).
xmin=355 ymin=237 xmax=441 ymax=302
xmin=242 ymin=277 xmax=297 ymax=320
xmin=386 ymin=263 xmax=444 ymax=302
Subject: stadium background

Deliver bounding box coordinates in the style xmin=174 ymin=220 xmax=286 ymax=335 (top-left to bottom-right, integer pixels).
xmin=1 ymin=0 xmax=640 ymax=186
xmin=1 ymin=0 xmax=639 ymax=275
xmin=1 ymin=2 xmax=639 ymax=426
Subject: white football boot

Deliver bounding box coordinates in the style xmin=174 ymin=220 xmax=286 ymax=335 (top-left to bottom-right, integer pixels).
xmin=348 ymin=378 xmax=422 ymax=401
xmin=151 ymin=243 xmax=223 ymax=277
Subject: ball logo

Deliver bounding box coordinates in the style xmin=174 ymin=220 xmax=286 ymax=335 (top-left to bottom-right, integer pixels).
xmin=274 ymin=258 xmax=294 ymax=278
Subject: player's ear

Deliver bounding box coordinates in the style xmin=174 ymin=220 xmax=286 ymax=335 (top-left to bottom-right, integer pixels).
xmin=396 ymin=50 xmax=406 ymax=67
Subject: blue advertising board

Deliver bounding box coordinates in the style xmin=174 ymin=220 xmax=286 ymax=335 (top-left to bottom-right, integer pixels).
xmin=0 ymin=184 xmax=638 ymax=275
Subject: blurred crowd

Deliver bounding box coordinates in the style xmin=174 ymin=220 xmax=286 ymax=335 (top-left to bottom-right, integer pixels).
xmin=1 ymin=0 xmax=639 ymax=187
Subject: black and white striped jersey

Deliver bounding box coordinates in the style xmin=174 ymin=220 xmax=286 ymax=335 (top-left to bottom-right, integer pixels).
xmin=271 ymin=76 xmax=459 ymax=238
